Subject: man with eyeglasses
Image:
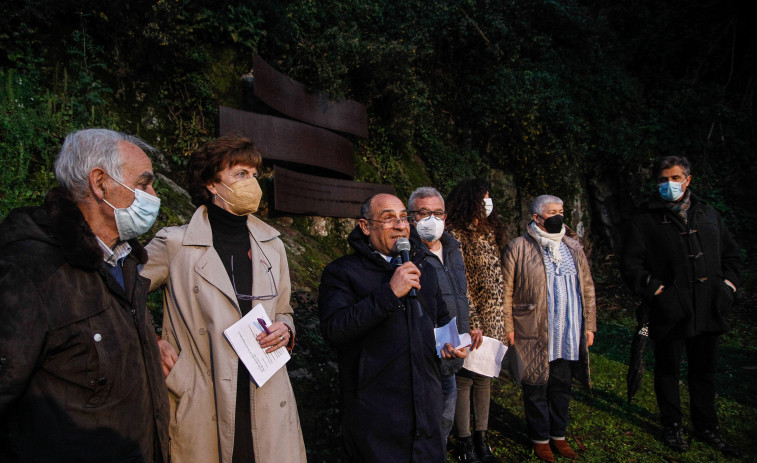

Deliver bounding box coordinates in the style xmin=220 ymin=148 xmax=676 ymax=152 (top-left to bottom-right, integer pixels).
xmin=408 ymin=186 xmax=484 ymax=459
xmin=319 ymin=193 xmax=466 ymax=462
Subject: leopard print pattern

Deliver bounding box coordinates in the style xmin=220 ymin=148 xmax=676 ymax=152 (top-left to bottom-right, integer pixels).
xmin=448 ymin=227 xmax=506 ymax=344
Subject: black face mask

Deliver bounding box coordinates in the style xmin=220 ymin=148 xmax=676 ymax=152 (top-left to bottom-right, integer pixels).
xmin=541 ymin=215 xmax=564 ymax=233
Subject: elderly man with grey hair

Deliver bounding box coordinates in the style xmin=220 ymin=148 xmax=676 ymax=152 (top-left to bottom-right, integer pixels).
xmin=408 ymin=186 xmax=484 ymax=460
xmin=502 ymin=194 xmax=596 ymax=462
xmin=0 ymin=129 xmax=169 ymax=462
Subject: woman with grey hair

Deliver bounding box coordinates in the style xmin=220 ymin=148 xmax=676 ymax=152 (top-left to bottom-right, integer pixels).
xmin=502 ymin=195 xmax=596 ymax=462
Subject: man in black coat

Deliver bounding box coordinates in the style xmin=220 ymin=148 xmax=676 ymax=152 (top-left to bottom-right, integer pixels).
xmin=319 ymin=193 xmax=465 ymax=462
xmin=621 ymin=156 xmax=742 ymax=456
xmin=0 ymin=129 xmax=169 ymax=462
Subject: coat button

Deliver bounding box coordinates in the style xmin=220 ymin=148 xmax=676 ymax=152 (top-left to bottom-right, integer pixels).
xmin=89 ymin=379 xmax=95 ymax=386
xmin=280 ymin=401 xmax=286 ymax=407
xmin=98 ymin=378 xmax=107 ymax=386
xmin=93 ymin=333 xmax=102 ymax=342
xmin=199 ymin=328 xmax=207 ymax=335
xmin=193 ymin=286 xmax=199 ymax=293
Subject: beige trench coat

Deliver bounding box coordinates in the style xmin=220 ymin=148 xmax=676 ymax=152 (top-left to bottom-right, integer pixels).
xmin=142 ymin=206 xmax=306 ymax=463
xmin=502 ymin=225 xmax=597 ymax=386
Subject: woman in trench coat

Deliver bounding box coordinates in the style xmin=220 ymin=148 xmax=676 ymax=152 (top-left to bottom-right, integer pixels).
xmin=142 ymin=135 xmax=306 ymax=463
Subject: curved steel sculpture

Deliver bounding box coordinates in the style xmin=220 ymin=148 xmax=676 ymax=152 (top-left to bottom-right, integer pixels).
xmin=273 ymin=167 xmax=394 ymax=218
xmin=253 ymin=55 xmax=368 ymax=138
xmin=220 ymin=106 xmax=355 ymax=178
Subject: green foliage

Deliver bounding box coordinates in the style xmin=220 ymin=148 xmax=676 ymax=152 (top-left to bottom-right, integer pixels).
xmin=65 ymin=25 xmax=114 ymax=115
xmin=4 ymin=0 xmax=753 ymax=249
xmin=0 ymin=68 xmax=113 ymax=217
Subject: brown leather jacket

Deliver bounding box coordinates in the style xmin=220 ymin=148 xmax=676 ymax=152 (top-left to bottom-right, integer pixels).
xmin=502 ymin=225 xmax=596 ymax=386
xmin=0 ymin=188 xmax=170 ymax=462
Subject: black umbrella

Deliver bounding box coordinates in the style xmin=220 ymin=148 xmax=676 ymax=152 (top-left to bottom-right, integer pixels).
xmin=626 ymin=321 xmax=649 ymax=404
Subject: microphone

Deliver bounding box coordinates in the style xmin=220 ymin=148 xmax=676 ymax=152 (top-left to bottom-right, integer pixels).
xmin=395 ymin=238 xmax=416 ymax=298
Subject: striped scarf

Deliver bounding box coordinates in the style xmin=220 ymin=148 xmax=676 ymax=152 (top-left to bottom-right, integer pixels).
xmin=664 ymin=188 xmax=691 ymax=224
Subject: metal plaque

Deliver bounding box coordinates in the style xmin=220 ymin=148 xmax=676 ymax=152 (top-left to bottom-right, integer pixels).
xmin=253 ymin=55 xmax=369 ymax=138
xmin=219 ymin=106 xmax=356 ymax=178
xmin=273 ymin=166 xmax=394 ymax=218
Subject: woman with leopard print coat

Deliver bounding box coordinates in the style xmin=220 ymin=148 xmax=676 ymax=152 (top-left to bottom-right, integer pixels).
xmin=446 ymin=178 xmax=507 ymax=463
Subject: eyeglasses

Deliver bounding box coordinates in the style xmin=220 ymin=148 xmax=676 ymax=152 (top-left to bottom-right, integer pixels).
xmin=364 ymin=216 xmax=409 ymax=228
xmin=229 ymin=238 xmax=279 ymax=301
xmin=410 ymin=209 xmax=447 ymax=221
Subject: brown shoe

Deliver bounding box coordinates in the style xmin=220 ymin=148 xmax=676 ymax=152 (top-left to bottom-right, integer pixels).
xmin=534 ymin=443 xmax=554 ymax=462
xmin=551 ymin=439 xmax=578 ymax=459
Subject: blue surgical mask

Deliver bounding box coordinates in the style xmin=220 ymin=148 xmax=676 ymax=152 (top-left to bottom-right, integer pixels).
xmin=658 ymin=181 xmax=685 ymax=202
xmin=103 ymin=176 xmax=161 ymax=240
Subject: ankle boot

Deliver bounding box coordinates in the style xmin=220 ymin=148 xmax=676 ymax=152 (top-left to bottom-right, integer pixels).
xmin=533 ymin=443 xmax=554 ymax=462
xmin=455 ymin=436 xmax=482 ymax=463
xmin=473 ymin=430 xmax=496 ymax=462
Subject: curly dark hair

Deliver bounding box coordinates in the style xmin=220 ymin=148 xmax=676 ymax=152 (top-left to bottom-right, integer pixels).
xmin=186 ymin=134 xmax=262 ymax=207
xmin=445 ymin=178 xmax=506 ymax=247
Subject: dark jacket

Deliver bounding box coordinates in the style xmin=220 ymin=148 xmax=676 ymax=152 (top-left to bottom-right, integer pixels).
xmin=423 ymin=231 xmax=471 ymax=376
xmin=318 ymin=226 xmax=450 ymax=463
xmin=621 ymin=192 xmax=742 ymax=340
xmin=0 ymin=188 xmax=170 ymax=463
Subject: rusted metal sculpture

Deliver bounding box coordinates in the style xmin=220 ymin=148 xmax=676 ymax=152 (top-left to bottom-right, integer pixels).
xmin=219 ymin=56 xmax=391 ymax=218
xmin=220 ymin=106 xmax=355 ymax=178
xmin=253 ymin=55 xmax=369 ymax=138
xmin=273 ymin=167 xmax=394 ymax=218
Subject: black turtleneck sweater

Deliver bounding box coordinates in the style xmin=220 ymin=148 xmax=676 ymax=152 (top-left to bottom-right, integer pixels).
xmin=207 ymin=203 xmax=254 ymax=462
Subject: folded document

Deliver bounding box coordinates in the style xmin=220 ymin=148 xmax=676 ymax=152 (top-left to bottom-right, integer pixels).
xmin=434 ymin=317 xmax=472 ymax=357
xmin=463 ymin=336 xmax=507 ymax=377
xmin=224 ymin=303 xmax=291 ymax=387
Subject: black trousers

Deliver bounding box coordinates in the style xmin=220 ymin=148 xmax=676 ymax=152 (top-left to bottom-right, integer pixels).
xmin=522 ymin=359 xmax=574 ymax=442
xmin=653 ymin=332 xmax=719 ymax=430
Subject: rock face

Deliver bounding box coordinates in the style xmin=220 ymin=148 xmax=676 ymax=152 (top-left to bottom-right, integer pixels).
xmin=309 ymin=216 xmax=329 ymax=236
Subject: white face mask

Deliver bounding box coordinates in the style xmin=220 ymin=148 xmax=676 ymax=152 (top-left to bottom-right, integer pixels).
xmin=103 ymin=176 xmax=161 ymax=241
xmin=483 ymin=197 xmax=493 ymax=217
xmin=416 ymin=216 xmax=445 ymax=243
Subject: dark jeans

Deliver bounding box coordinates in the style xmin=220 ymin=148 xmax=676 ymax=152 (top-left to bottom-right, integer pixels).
xmin=454 ymin=368 xmax=491 ymax=436
xmin=653 ymin=332 xmax=719 ymax=430
xmin=441 ymin=373 xmax=457 ymax=438
xmin=521 ymin=359 xmax=574 ymax=442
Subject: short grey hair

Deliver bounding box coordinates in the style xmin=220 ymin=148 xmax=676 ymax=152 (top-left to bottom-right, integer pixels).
xmin=530 ymin=195 xmax=563 ymax=216
xmin=54 ymin=129 xmax=154 ymax=201
xmin=408 ymin=186 xmax=444 ymax=211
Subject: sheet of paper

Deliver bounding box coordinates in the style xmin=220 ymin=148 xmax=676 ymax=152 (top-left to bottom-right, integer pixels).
xmin=223 ymin=303 xmax=290 ymax=387
xmin=434 ymin=317 xmax=472 ymax=357
xmin=462 ymin=336 xmax=508 ymax=377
